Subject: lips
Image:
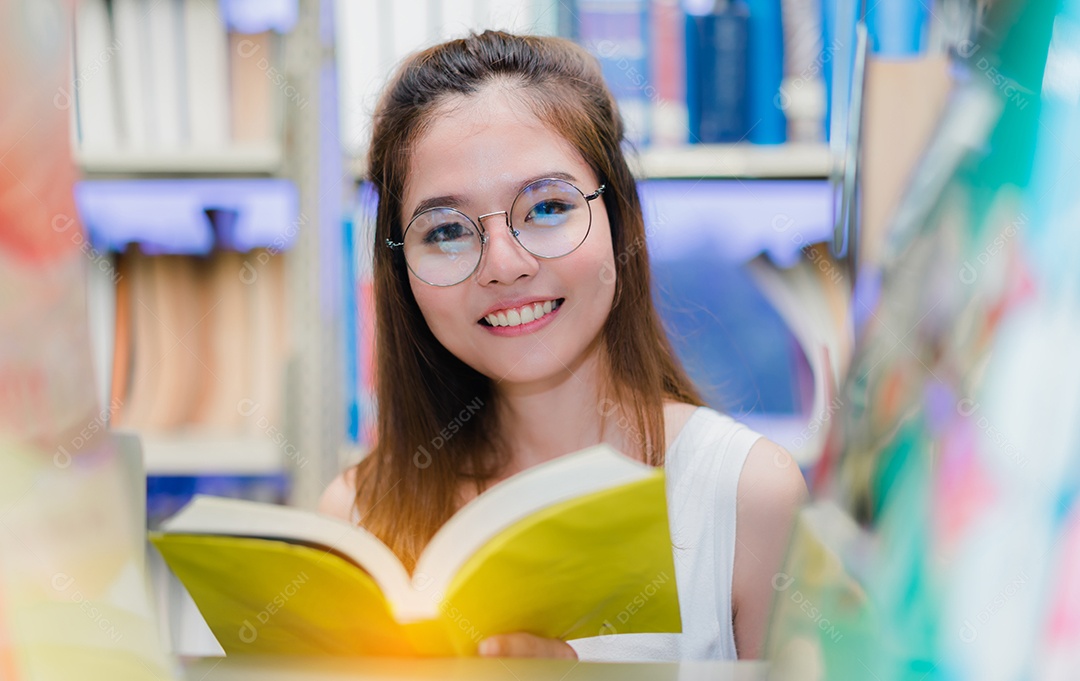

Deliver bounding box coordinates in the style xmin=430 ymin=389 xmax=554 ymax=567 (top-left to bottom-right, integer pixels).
xmin=479 ymin=298 xmax=564 ymax=328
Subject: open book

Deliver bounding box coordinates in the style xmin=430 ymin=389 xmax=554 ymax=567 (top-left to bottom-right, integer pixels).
xmin=150 ymin=445 xmax=681 ymax=657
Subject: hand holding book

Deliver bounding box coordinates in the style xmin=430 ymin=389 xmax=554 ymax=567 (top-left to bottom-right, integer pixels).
xmin=477 ymin=633 xmax=577 ymax=659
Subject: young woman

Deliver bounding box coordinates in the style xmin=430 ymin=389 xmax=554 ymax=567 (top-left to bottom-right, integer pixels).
xmin=320 ymin=30 xmax=807 ymax=661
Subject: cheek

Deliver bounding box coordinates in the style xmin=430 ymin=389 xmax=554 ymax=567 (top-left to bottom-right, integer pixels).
xmin=586 ymin=219 xmax=617 ymax=288
xmin=408 ymin=278 xmax=458 ymax=340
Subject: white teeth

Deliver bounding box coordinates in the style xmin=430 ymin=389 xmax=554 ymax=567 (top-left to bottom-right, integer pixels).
xmin=484 ymin=299 xmax=560 ymax=328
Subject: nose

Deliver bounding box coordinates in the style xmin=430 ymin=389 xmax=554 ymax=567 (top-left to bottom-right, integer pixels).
xmin=474 ymin=211 xmax=538 ymax=285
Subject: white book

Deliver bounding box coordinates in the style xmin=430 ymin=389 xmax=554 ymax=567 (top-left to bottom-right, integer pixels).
xmin=334 ymin=0 xmax=383 ymax=156
xmin=73 ymin=0 xmax=120 ymax=150
xmin=391 ymin=0 xmax=431 ymax=64
xmin=484 ymin=0 xmax=534 ymax=33
xmin=112 ymin=0 xmax=152 ymax=150
xmin=183 ymin=0 xmax=230 ymax=149
xmin=147 ymin=0 xmax=186 ymax=148
xmin=438 ymin=0 xmax=475 ymax=39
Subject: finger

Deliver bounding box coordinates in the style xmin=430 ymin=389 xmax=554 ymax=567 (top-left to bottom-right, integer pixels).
xmin=478 ymin=633 xmax=577 ymax=659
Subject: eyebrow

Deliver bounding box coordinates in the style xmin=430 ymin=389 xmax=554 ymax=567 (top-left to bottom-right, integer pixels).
xmin=409 ymin=171 xmax=582 ymax=218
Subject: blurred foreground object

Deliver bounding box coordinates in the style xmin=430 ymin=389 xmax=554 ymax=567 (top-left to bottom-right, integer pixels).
xmin=0 ymin=0 xmax=172 ymax=678
xmin=768 ymin=0 xmax=1080 ymax=679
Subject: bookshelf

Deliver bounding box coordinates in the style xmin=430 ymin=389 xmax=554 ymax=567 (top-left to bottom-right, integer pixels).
xmin=73 ymin=0 xmax=343 ymax=506
xmin=348 ymin=142 xmax=831 ymax=182
xmin=631 ymin=142 xmax=831 ymax=179
xmin=75 ymin=146 xmax=283 ymax=176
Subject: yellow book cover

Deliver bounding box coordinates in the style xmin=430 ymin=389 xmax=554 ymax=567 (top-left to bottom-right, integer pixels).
xmin=150 ymin=445 xmax=681 ymax=657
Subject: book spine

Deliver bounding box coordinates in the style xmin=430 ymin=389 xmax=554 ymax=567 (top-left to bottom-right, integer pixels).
xmin=577 ymin=0 xmax=652 ymax=147
xmin=693 ymin=2 xmax=750 ymax=144
xmin=865 ymin=0 xmax=929 ymax=56
xmin=684 ymin=8 xmax=701 ymax=142
xmin=439 ymin=0 xmax=476 ymax=39
xmin=649 ymin=0 xmax=688 ymax=146
xmin=111 ymin=0 xmax=152 ymax=151
xmin=184 ymin=0 xmax=231 ymax=149
xmin=334 ymin=0 xmax=380 ymax=158
xmin=391 ymin=0 xmax=431 ymax=62
xmin=73 ymin=0 xmax=121 ymax=151
xmin=745 ymin=0 xmax=787 ymax=144
xmin=342 ymin=214 xmax=360 ymax=443
xmin=147 ymin=0 xmax=186 ymax=149
xmin=229 ymin=32 xmax=275 ymax=145
xmin=780 ymin=0 xmax=827 ymax=142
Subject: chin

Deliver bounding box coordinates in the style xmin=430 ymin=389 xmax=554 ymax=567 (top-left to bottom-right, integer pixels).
xmin=471 ymin=338 xmax=598 ymax=388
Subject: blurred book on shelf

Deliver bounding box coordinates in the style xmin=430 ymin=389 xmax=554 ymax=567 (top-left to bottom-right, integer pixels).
xmin=71 ymin=0 xmax=288 ymax=170
xmin=767 ymin=1 xmax=1080 ymax=678
xmin=73 ymin=179 xmax=300 ymax=476
xmin=335 ymin=0 xmax=833 ymax=174
xmin=685 ymin=0 xmax=751 ymax=144
xmin=577 ymin=0 xmax=652 ymax=146
xmin=108 ymin=249 xmax=290 ymax=450
xmin=334 ymin=0 xmax=555 ymax=161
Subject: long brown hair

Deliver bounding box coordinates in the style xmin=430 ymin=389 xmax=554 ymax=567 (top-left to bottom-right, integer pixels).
xmin=355 ymin=30 xmax=702 ymax=572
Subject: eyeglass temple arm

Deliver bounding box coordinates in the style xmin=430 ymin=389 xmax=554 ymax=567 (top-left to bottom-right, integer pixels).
xmin=385 ymin=238 xmax=404 ymax=250
xmin=584 ymin=185 xmax=606 ymax=202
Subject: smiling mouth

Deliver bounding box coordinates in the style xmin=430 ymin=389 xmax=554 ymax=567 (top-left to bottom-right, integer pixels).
xmin=478 ymin=298 xmax=565 ymax=328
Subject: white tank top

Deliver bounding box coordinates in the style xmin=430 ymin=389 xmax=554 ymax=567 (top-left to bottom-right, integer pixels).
xmin=567 ymin=407 xmax=761 ymax=661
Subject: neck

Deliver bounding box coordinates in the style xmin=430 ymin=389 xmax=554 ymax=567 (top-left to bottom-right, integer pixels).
xmin=492 ymin=341 xmax=628 ymax=476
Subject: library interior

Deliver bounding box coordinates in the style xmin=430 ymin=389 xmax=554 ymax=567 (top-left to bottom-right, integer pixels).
xmin=1 ymin=0 xmax=1079 ymax=679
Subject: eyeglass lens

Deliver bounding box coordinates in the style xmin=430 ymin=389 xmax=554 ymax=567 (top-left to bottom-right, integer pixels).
xmin=402 ymin=178 xmax=593 ymax=286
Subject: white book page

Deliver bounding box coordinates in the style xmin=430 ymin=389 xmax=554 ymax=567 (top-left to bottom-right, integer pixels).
xmin=160 ymin=496 xmax=414 ymax=605
xmin=402 ymin=445 xmax=653 ymax=619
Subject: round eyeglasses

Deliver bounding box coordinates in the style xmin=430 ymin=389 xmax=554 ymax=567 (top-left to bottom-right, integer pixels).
xmin=386 ymin=178 xmax=606 ymax=286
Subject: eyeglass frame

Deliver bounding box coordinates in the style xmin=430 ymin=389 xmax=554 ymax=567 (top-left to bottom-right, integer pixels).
xmin=385 ymin=178 xmax=607 ymax=287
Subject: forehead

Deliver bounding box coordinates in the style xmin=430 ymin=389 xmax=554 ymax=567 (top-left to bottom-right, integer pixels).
xmin=402 ymin=87 xmax=594 ymax=213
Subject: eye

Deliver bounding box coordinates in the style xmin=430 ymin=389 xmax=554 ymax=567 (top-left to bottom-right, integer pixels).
xmin=526 ymin=200 xmax=575 ymax=225
xmin=423 ymin=220 xmax=473 ymax=244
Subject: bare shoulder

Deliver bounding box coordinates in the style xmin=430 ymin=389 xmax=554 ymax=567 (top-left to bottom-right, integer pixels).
xmin=731 ymin=437 xmax=808 ymax=658
xmin=737 ymin=438 xmax=808 ymax=514
xmin=317 ymin=466 xmax=360 ymax=522
xmin=662 ymin=401 xmax=701 ymax=451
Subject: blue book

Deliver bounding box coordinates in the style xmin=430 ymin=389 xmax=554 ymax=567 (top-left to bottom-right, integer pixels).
xmin=745 ymin=0 xmax=787 ymax=144
xmin=342 ymin=214 xmax=360 ymax=443
xmin=687 ymin=1 xmax=750 ymax=143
